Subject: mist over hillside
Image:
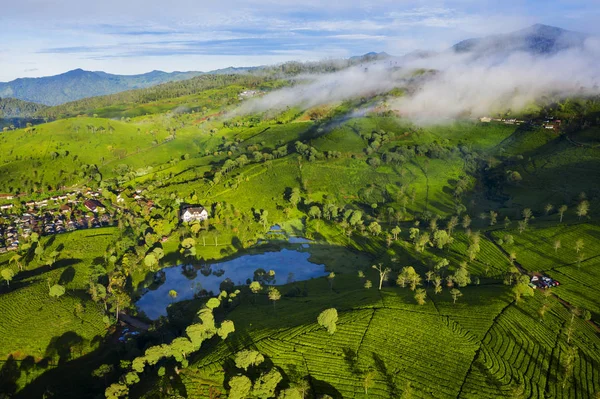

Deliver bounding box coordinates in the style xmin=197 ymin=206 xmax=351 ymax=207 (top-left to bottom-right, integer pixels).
xmin=235 ymin=24 xmax=600 ymax=124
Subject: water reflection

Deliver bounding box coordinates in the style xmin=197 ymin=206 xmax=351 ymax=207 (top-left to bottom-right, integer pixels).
xmin=136 ymin=246 xmax=326 ymax=319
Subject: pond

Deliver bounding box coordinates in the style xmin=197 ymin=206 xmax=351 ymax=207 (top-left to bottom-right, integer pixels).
xmin=136 ymin=244 xmax=327 ymax=319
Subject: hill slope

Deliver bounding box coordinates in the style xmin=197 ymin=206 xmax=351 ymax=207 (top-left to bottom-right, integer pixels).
xmin=0 ymin=97 xmax=47 ymax=118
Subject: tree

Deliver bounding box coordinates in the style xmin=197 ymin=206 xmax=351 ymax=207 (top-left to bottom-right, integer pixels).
xmin=461 ymin=215 xmax=471 ymax=230
xmin=317 ymin=308 xmax=338 ymax=334
xmin=235 ymin=350 xmax=265 ymax=371
xmin=561 ymin=346 xmax=578 ymax=389
xmin=308 ymin=206 xmax=321 ymax=220
xmin=363 ymin=370 xmax=376 ymax=396
xmin=289 ymin=188 xmax=301 ymax=208
xmin=522 ymin=208 xmax=532 ymax=221
xmin=391 ymin=226 xmax=401 ymax=240
xmin=558 ymin=205 xmax=568 ymax=223
xmin=433 ymin=276 xmax=442 ymax=294
xmin=453 ymin=264 xmax=471 ymax=287
xmin=372 ymin=264 xmax=390 ymax=290
xmin=364 ymin=280 xmax=372 ymax=289
xmin=228 ymin=375 xmax=252 ymax=399
xmin=49 ymin=284 xmax=66 ymax=298
xmin=9 ymin=254 xmax=23 ymax=271
xmin=105 ymin=383 xmax=128 ymax=399
xmin=92 ymin=364 xmax=114 ymax=387
xmin=249 ymin=281 xmax=262 ymax=303
xmin=268 ymin=287 xmax=281 ymax=310
xmin=553 ymin=239 xmax=561 ymax=253
xmin=433 ymin=230 xmax=452 ymax=249
xmin=414 ymin=288 xmax=427 ymax=305
xmin=397 ymin=266 xmax=421 ymax=291
xmin=253 ymin=368 xmax=283 ymax=398
xmin=1 ymin=268 xmax=14 ymax=287
xmin=447 ymin=216 xmax=459 ymax=236
xmin=327 ymin=272 xmax=336 ymax=290
xmin=574 ymin=238 xmax=584 ymax=254
xmin=545 ymin=204 xmax=554 ymax=215
xmin=450 ymin=288 xmax=462 ymax=304
xmin=169 ymin=289 xmax=178 ymax=299
xmin=576 ymin=200 xmax=589 ymax=220
xmin=368 ymin=221 xmax=382 ymax=236
xmin=489 ymin=211 xmax=498 ymax=226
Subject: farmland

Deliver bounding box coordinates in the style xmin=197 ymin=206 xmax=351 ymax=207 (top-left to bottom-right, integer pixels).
xmin=0 ymin=71 xmax=598 ymax=399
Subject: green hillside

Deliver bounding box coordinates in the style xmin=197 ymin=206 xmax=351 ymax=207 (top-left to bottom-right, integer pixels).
xmin=0 ymin=78 xmax=598 ymax=399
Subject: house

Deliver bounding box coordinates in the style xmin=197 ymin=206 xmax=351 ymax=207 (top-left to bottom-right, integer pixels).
xmin=60 ymin=204 xmax=72 ymax=214
xmin=84 ymin=199 xmax=105 ymax=213
xmin=479 ymin=116 xmax=492 ymax=123
xmin=180 ymin=206 xmax=209 ymax=222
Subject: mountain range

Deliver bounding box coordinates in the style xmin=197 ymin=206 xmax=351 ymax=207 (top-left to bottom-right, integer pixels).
xmin=0 ymin=69 xmax=216 ymax=106
xmin=0 ymin=24 xmax=590 ymax=110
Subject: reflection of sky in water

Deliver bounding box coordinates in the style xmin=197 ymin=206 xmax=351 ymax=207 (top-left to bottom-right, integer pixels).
xmin=136 ymin=247 xmax=326 ymax=319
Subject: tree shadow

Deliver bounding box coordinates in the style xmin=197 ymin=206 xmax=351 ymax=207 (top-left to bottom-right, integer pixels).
xmin=15 ymin=258 xmax=82 ymax=282
xmin=372 ymin=352 xmax=398 ymax=397
xmin=0 ymin=355 xmax=20 ymax=396
xmin=59 ymin=266 xmax=76 ymax=285
xmin=45 ymin=331 xmax=85 ymax=365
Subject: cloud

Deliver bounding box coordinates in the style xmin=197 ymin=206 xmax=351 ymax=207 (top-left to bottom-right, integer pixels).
xmin=233 ymin=38 xmax=600 ymax=124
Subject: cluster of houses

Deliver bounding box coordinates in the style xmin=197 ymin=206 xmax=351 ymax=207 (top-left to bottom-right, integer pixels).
xmin=479 ymin=116 xmax=562 ymax=131
xmin=0 ymin=191 xmax=112 ymax=254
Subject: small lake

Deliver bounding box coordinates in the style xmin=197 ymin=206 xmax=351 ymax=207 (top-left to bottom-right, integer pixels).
xmin=136 ymin=244 xmax=326 ymax=319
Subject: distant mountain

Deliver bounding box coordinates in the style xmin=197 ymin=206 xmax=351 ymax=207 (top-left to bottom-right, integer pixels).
xmin=349 ymin=52 xmax=392 ymax=62
xmin=0 ymin=69 xmax=208 ymax=106
xmin=0 ymin=97 xmax=48 ymax=118
xmin=452 ymin=24 xmax=588 ymax=56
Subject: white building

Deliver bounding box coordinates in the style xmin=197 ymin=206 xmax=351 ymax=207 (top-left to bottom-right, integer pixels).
xmin=181 ymin=206 xmax=209 ymax=222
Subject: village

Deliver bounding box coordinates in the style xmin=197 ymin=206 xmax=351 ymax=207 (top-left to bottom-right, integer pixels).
xmin=479 ymin=115 xmax=562 ymax=131
xmin=0 ymin=190 xmax=122 ymax=253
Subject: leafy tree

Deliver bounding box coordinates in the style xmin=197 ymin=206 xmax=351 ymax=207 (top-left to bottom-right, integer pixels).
xmin=576 ymin=200 xmax=589 ymax=219
xmin=327 ymin=272 xmax=336 ymax=290
xmin=391 ymin=226 xmax=401 ymax=240
xmin=433 ymin=230 xmax=452 ymax=249
xmin=461 ymin=215 xmax=471 ymax=230
xmin=169 ymin=289 xmax=178 ymax=299
xmin=253 ymin=368 xmax=283 ymax=399
xmin=433 ymin=276 xmax=443 ymax=294
xmin=414 ymin=288 xmax=427 ymax=305
xmin=545 ymin=204 xmax=554 ymax=215
xmin=364 ymin=280 xmax=372 ymax=289
xmin=574 ymin=238 xmax=584 ymax=254
xmin=489 ymin=211 xmax=498 ymax=226
xmin=368 ymin=221 xmax=382 ymax=236
xmin=397 ymin=266 xmax=421 ymax=291
xmin=235 ymin=350 xmax=265 ymax=371
xmin=228 ymin=375 xmax=253 ymax=399
xmin=558 ymin=205 xmax=568 ymax=222
xmin=105 ymin=383 xmax=128 ymax=399
xmin=289 ymin=188 xmax=301 ymax=208
xmin=317 ymin=308 xmax=338 ymax=334
xmin=49 ymin=284 xmax=66 ymax=298
xmin=249 ymin=281 xmax=262 ymax=303
xmin=372 ymin=264 xmax=391 ymax=290
xmin=363 ymin=370 xmax=376 ymax=396
xmin=1 ymin=268 xmax=14 ymax=287
xmin=268 ymin=287 xmax=281 ymax=310
xmin=453 ymin=264 xmax=471 ymax=287
xmin=561 ymin=346 xmax=578 ymax=389
xmin=308 ymin=206 xmax=322 ymax=219
xmin=450 ymin=288 xmax=462 ymax=304
xmin=206 ymin=297 xmax=221 ymax=309
xmin=553 ymin=239 xmax=561 ymax=253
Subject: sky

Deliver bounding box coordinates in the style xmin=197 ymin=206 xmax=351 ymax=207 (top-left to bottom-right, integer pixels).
xmin=1 ymin=0 xmax=599 ymax=82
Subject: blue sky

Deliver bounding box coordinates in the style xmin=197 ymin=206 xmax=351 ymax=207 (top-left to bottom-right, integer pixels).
xmin=0 ymin=0 xmax=599 ymax=81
